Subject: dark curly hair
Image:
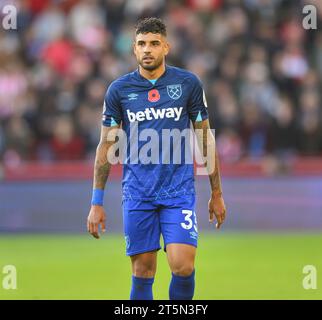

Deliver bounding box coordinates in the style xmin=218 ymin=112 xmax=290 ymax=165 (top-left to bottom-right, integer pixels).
xmin=135 ymin=17 xmax=167 ymax=37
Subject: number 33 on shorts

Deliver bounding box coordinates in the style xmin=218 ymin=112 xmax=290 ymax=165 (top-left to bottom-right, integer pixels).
xmin=181 ymin=210 xmax=198 ymax=233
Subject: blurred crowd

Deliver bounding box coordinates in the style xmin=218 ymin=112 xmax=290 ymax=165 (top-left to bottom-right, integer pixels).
xmin=0 ymin=0 xmax=322 ymax=168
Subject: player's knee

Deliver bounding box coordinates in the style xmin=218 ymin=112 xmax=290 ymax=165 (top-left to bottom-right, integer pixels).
xmin=132 ymin=259 xmax=156 ymax=278
xmin=171 ymin=263 xmax=194 ymax=277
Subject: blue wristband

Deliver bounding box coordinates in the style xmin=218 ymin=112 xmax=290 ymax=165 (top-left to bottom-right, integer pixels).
xmin=91 ymin=189 xmax=104 ymax=206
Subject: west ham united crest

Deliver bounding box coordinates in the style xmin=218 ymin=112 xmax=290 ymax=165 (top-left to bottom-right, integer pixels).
xmin=167 ymin=84 xmax=182 ymax=100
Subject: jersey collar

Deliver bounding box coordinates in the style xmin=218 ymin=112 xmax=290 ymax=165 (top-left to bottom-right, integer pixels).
xmin=134 ymin=64 xmax=169 ymax=86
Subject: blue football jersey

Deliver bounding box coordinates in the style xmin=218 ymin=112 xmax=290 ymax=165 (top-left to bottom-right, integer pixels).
xmin=102 ymin=65 xmax=208 ymax=200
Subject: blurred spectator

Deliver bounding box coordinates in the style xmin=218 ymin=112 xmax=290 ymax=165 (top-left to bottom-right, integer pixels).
xmin=240 ymin=61 xmax=279 ymax=117
xmin=76 ymin=103 xmax=101 ymax=157
xmin=68 ymin=0 xmax=106 ymax=50
xmin=216 ymin=129 xmax=243 ymax=163
xmin=2 ymin=116 xmax=34 ymax=164
xmin=297 ymin=115 xmax=322 ymax=156
xmin=31 ymin=3 xmax=66 ymax=45
xmin=104 ymin=0 xmax=126 ymax=36
xmin=297 ymin=90 xmax=322 ymax=155
xmin=240 ymin=102 xmax=269 ymax=158
xmin=209 ymin=80 xmax=240 ymax=132
xmin=268 ymin=96 xmax=298 ymax=156
xmin=0 ymin=61 xmax=28 ymax=119
xmin=41 ymin=37 xmax=75 ymax=75
xmin=49 ymin=114 xmax=85 ymax=161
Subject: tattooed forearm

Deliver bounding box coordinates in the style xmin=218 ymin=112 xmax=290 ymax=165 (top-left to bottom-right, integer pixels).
xmin=193 ymin=119 xmax=223 ymax=197
xmin=209 ymin=149 xmax=223 ymax=196
xmin=93 ymin=125 xmax=119 ymax=190
xmin=93 ymin=143 xmax=112 ymax=189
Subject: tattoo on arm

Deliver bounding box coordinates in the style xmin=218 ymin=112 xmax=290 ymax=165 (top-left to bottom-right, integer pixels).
xmin=193 ymin=119 xmax=223 ymax=196
xmin=209 ymin=148 xmax=223 ymax=196
xmin=93 ymin=125 xmax=120 ymax=190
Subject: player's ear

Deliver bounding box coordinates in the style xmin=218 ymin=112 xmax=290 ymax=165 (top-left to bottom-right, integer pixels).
xmin=164 ymin=41 xmax=170 ymax=56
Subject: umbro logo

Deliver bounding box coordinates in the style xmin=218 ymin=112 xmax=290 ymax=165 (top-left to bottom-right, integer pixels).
xmin=128 ymin=93 xmax=138 ymax=101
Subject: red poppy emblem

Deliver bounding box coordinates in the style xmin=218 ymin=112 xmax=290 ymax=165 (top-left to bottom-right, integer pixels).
xmin=148 ymin=89 xmax=160 ymax=102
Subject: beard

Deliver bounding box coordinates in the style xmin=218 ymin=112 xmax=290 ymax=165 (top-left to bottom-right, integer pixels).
xmin=139 ymin=56 xmax=163 ymax=71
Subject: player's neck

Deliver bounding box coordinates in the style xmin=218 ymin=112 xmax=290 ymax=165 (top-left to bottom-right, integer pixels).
xmin=139 ymin=63 xmax=166 ymax=80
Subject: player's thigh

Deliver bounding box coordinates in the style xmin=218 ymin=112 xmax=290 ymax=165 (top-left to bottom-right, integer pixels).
xmin=123 ymin=199 xmax=161 ymax=256
xmin=159 ymin=194 xmax=198 ymax=252
xmin=166 ymin=243 xmax=196 ymax=276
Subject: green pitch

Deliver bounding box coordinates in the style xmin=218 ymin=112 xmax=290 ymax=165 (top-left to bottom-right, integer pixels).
xmin=0 ymin=233 xmax=321 ymax=300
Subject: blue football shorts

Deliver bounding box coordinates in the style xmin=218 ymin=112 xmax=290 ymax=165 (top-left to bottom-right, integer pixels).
xmin=122 ymin=194 xmax=198 ymax=256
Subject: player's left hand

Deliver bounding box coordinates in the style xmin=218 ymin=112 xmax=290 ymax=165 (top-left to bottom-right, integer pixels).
xmin=208 ymin=193 xmax=226 ymax=230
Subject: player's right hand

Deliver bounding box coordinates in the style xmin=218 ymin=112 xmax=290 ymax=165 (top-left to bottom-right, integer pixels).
xmin=87 ymin=205 xmax=106 ymax=239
